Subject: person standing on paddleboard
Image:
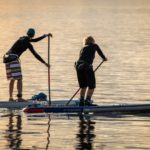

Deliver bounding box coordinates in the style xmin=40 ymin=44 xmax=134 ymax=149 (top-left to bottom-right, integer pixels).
xmin=75 ymin=36 xmax=107 ymax=106
xmin=3 ymin=28 xmax=52 ymax=101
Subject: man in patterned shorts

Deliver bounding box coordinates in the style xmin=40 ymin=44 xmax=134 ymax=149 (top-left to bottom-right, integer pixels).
xmin=4 ymin=28 xmax=52 ymax=101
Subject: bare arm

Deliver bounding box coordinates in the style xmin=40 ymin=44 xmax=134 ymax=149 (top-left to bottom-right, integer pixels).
xmin=28 ymin=43 xmax=46 ymax=64
xmin=30 ymin=33 xmax=53 ymax=42
xmin=96 ymin=44 xmax=107 ymax=61
xmin=30 ymin=35 xmax=46 ymax=42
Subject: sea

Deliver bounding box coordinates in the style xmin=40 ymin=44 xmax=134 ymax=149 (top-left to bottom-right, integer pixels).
xmin=0 ymin=0 xmax=150 ymax=149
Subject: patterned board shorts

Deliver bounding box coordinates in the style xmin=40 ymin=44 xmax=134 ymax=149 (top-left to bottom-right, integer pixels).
xmin=5 ymin=60 xmax=22 ymax=80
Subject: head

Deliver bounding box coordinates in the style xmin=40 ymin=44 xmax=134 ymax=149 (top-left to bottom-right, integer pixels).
xmin=27 ymin=28 xmax=35 ymax=38
xmin=83 ymin=36 xmax=95 ymax=46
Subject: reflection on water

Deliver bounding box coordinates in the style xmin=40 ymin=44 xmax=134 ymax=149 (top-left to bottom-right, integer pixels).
xmin=46 ymin=115 xmax=51 ymax=150
xmin=4 ymin=113 xmax=22 ymax=150
xmin=4 ymin=112 xmax=98 ymax=150
xmin=0 ymin=111 xmax=150 ymax=149
xmin=76 ymin=115 xmax=96 ymax=150
xmin=3 ymin=112 xmax=52 ymax=150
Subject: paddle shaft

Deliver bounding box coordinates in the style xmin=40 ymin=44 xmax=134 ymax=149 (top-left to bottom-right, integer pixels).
xmin=48 ymin=36 xmax=51 ymax=105
xmin=66 ymin=60 xmax=104 ymax=105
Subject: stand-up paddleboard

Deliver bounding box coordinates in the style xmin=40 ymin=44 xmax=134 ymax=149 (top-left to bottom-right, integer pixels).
xmin=23 ymin=103 xmax=150 ymax=114
xmin=1 ymin=100 xmax=150 ymax=114
xmin=0 ymin=100 xmax=78 ymax=109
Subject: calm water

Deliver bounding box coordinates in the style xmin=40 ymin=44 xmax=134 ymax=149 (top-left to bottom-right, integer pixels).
xmin=0 ymin=0 xmax=150 ymax=149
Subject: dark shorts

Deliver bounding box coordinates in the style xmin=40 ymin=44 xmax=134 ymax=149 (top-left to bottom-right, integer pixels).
xmin=76 ymin=68 xmax=96 ymax=89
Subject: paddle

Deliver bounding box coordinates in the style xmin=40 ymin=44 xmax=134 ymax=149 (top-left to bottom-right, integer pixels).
xmin=48 ymin=35 xmax=51 ymax=105
xmin=66 ymin=60 xmax=105 ymax=105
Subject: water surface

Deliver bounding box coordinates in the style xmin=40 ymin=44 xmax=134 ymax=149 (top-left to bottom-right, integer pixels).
xmin=0 ymin=0 xmax=150 ymax=149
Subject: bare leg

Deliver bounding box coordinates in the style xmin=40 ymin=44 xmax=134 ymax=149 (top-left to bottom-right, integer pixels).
xmin=9 ymin=80 xmax=15 ymax=100
xmin=86 ymin=88 xmax=94 ymax=98
xmin=85 ymin=88 xmax=95 ymax=105
xmin=80 ymin=87 xmax=87 ymax=98
xmin=16 ymin=79 xmax=26 ymax=101
xmin=17 ymin=79 xmax=23 ymax=98
xmin=79 ymin=87 xmax=87 ymax=106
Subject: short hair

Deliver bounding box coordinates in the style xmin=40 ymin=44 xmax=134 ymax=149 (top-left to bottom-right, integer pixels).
xmin=27 ymin=28 xmax=35 ymax=37
xmin=83 ymin=36 xmax=95 ymax=45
